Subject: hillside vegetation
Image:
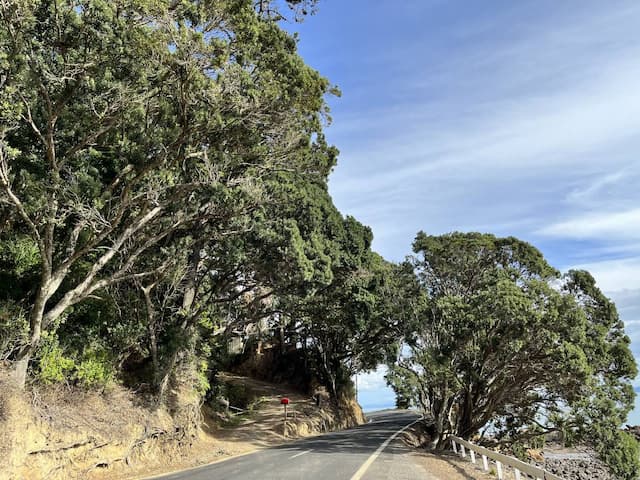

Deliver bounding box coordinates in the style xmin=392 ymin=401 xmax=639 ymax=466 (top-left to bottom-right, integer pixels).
xmin=0 ymin=1 xmax=638 ymax=479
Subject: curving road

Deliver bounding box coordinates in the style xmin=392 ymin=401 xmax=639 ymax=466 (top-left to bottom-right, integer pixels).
xmin=146 ymin=410 xmax=424 ymax=480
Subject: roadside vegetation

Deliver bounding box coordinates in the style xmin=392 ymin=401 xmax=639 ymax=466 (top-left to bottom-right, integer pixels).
xmin=0 ymin=1 xmax=638 ymax=479
xmin=387 ymin=232 xmax=639 ymax=479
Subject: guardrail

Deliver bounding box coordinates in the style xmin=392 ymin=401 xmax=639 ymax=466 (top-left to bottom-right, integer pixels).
xmin=450 ymin=436 xmax=563 ymax=480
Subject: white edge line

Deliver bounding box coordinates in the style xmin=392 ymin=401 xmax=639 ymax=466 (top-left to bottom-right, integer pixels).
xmin=349 ymin=417 xmax=422 ymax=480
xmin=289 ymin=449 xmax=313 ymax=459
xmin=138 ymin=448 xmax=261 ymax=479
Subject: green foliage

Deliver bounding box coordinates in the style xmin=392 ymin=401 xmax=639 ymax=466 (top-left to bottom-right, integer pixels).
xmin=596 ymin=430 xmax=640 ymax=480
xmin=387 ymin=231 xmax=637 ymax=469
xmin=0 ymin=236 xmax=40 ymax=277
xmin=0 ymin=301 xmax=29 ymax=358
xmin=394 ymin=391 xmax=412 ymax=409
xmin=510 ymin=424 xmax=545 ymax=460
xmin=510 ymin=442 xmax=527 ymax=461
xmin=74 ymin=348 xmax=114 ymax=388
xmin=215 ymin=383 xmax=252 ymax=410
xmin=35 ymin=333 xmax=114 ymax=389
xmin=36 ymin=334 xmax=75 ymax=384
xmin=194 ymin=360 xmax=210 ymax=397
xmin=1 ymin=0 xmax=346 ymax=399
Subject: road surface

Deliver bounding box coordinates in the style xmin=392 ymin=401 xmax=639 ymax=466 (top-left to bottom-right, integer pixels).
xmin=148 ymin=410 xmax=426 ymax=480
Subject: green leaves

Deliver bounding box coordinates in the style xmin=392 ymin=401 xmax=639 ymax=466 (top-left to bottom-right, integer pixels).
xmin=0 ymin=0 xmax=343 ymax=394
xmin=389 ymin=231 xmax=638 ymax=476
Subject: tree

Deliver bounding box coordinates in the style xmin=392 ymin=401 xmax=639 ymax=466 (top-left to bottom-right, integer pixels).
xmin=0 ymin=0 xmax=334 ymax=387
xmin=563 ymin=269 xmax=639 ymax=478
xmin=264 ymin=178 xmax=412 ymax=399
xmin=387 ymin=231 xmax=638 ymax=477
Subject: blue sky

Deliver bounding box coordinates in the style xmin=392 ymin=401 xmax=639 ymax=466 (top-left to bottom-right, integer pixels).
xmin=289 ymin=1 xmax=640 ymax=420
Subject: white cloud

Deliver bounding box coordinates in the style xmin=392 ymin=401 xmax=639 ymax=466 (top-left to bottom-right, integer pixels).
xmin=326 ymin=15 xmax=640 ymax=261
xmin=538 ymin=208 xmax=640 ymax=241
xmin=565 ymin=171 xmax=628 ymax=205
xmin=572 ymin=258 xmax=640 ymax=293
xmin=332 ymin=55 xmax=640 ymax=192
xmin=354 ymin=365 xmax=389 ymax=392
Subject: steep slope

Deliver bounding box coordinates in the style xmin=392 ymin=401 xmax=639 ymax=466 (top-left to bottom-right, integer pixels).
xmin=0 ymin=371 xmax=363 ymax=480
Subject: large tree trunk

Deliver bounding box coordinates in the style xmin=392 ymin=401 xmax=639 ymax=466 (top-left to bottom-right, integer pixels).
xmin=12 ymin=356 xmax=30 ymax=387
xmin=425 ymin=385 xmax=454 ymax=450
xmin=431 ymin=401 xmax=446 ymax=449
xmin=140 ymin=282 xmax=161 ymax=393
xmin=457 ymin=388 xmax=475 ymax=439
xmin=12 ymin=282 xmax=49 ymax=388
xmin=156 ymin=241 xmax=204 ymax=404
xmin=157 ymin=348 xmax=179 ymax=403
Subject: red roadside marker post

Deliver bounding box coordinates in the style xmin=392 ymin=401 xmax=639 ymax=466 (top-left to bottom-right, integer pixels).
xmin=281 ymin=397 xmax=290 ymax=437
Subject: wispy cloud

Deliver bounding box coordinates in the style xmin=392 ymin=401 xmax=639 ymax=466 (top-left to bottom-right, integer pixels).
xmin=539 ymin=209 xmax=640 ymax=241
xmin=318 ymin=2 xmax=640 ymax=262
xmin=333 ymin=55 xmax=640 ymax=186
xmin=571 ymin=258 xmax=640 ymax=293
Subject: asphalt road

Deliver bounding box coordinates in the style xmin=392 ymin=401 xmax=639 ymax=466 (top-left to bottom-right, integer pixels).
xmin=148 ymin=410 xmax=422 ymax=480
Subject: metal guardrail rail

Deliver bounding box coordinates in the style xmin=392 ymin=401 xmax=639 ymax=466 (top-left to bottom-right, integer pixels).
xmin=450 ymin=436 xmax=564 ymax=480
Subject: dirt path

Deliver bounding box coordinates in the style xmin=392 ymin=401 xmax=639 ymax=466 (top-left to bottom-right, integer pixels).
xmin=202 ymin=373 xmax=325 ymax=448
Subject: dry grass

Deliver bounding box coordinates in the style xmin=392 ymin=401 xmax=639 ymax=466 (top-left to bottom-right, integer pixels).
xmin=0 ymin=370 xmax=364 ymax=480
xmin=409 ymin=450 xmax=496 ymax=480
xmin=0 ymin=369 xmax=200 ymax=480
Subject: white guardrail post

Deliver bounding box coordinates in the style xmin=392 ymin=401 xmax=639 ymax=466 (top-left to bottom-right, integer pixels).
xmin=449 ymin=436 xmax=564 ymax=480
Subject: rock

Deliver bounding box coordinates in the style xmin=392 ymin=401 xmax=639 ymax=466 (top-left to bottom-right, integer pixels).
xmin=540 ymin=455 xmax=614 ymax=480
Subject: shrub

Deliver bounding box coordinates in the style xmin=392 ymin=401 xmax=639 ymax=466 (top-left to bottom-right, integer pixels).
xmin=194 ymin=360 xmax=210 ymax=397
xmin=597 ymin=429 xmax=640 ymax=480
xmin=74 ymin=349 xmax=114 ymax=388
xmin=36 ymin=334 xmax=115 ymax=389
xmin=37 ymin=335 xmax=75 ymax=384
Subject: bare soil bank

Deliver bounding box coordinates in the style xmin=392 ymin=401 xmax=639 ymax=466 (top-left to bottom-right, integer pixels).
xmin=0 ymin=371 xmax=363 ymax=480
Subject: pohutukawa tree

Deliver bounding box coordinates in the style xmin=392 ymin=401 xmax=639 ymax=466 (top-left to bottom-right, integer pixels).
xmin=0 ymin=0 xmax=333 ymax=388
xmin=387 ymin=231 xmax=638 ymax=478
xmin=233 ymin=174 xmax=414 ymax=401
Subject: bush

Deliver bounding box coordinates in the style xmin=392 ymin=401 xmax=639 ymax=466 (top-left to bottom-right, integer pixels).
xmin=75 ymin=349 xmax=114 ymax=388
xmin=510 ymin=427 xmax=545 ymax=461
xmin=597 ymin=430 xmax=640 ymax=480
xmin=194 ymin=360 xmax=210 ymax=397
xmin=37 ymin=335 xmax=75 ymax=384
xmin=36 ymin=335 xmax=114 ymax=389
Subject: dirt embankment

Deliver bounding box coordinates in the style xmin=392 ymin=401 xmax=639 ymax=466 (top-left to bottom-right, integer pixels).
xmin=0 ymin=373 xmax=197 ymax=480
xmin=208 ymin=373 xmax=363 ymax=443
xmin=0 ymin=371 xmax=363 ymax=480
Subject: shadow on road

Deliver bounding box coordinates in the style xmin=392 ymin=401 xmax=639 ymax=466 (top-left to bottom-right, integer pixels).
xmin=259 ymin=412 xmax=421 ymax=456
